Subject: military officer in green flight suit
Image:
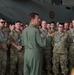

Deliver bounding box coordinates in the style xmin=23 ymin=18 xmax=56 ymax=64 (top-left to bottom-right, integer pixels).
xmin=22 ymin=12 xmax=51 ymax=75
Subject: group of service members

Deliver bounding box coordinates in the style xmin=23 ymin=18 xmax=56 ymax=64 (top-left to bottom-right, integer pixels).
xmin=0 ymin=16 xmax=74 ymax=75
xmin=39 ymin=20 xmax=74 ymax=75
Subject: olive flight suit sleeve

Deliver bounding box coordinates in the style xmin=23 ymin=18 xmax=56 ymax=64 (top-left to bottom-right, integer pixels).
xmin=22 ymin=30 xmax=25 ymax=46
xmin=46 ymin=36 xmax=52 ymax=46
xmin=35 ymin=29 xmax=51 ymax=47
xmin=0 ymin=39 xmax=2 ymax=48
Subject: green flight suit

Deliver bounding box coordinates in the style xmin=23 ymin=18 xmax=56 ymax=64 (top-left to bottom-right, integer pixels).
xmin=22 ymin=24 xmax=51 ymax=75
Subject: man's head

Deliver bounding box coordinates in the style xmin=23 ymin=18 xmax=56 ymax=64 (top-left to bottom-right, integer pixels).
xmin=47 ymin=23 xmax=51 ymax=30
xmin=72 ymin=20 xmax=74 ymax=28
xmin=56 ymin=22 xmax=59 ymax=27
xmin=39 ymin=25 xmax=42 ymax=29
xmin=15 ymin=21 xmax=21 ymax=30
xmin=58 ymin=23 xmax=64 ymax=32
xmin=0 ymin=18 xmax=5 ymax=28
xmin=9 ymin=24 xmax=15 ymax=31
xmin=25 ymin=24 xmax=28 ymax=28
xmin=41 ymin=20 xmax=47 ymax=29
xmin=29 ymin=12 xmax=40 ymax=26
xmin=20 ymin=25 xmax=24 ymax=31
xmin=4 ymin=21 xmax=8 ymax=27
xmin=69 ymin=23 xmax=73 ymax=29
xmin=50 ymin=22 xmax=55 ymax=29
xmin=64 ymin=22 xmax=69 ymax=30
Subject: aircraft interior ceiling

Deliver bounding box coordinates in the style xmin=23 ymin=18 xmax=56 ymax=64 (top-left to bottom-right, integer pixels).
xmin=0 ymin=0 xmax=74 ymax=23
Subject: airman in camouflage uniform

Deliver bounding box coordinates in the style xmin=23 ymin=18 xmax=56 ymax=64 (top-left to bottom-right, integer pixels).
xmin=52 ymin=23 xmax=68 ymax=75
xmin=47 ymin=22 xmax=56 ymax=74
xmin=68 ymin=28 xmax=74 ymax=69
xmin=9 ymin=21 xmax=24 ymax=75
xmin=0 ymin=18 xmax=8 ymax=75
xmin=64 ymin=22 xmax=69 ymax=34
xmin=40 ymin=20 xmax=52 ymax=75
xmin=68 ymin=20 xmax=74 ymax=69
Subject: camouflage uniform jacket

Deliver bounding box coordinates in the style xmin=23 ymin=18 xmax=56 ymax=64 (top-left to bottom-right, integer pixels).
xmin=68 ymin=29 xmax=74 ymax=50
xmin=0 ymin=27 xmax=9 ymax=48
xmin=9 ymin=30 xmax=22 ymax=48
xmin=53 ymin=31 xmax=68 ymax=54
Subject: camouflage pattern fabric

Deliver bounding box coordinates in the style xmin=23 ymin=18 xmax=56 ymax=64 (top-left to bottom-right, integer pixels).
xmin=52 ymin=31 xmax=68 ymax=74
xmin=0 ymin=27 xmax=9 ymax=75
xmin=40 ymin=28 xmax=52 ymax=75
xmin=68 ymin=29 xmax=74 ymax=68
xmin=9 ymin=30 xmax=24 ymax=75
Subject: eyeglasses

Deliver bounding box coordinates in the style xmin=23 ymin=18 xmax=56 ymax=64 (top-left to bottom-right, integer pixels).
xmin=0 ymin=22 xmax=5 ymax=24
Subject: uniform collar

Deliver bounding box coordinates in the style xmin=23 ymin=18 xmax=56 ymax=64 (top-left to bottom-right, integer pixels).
xmin=14 ymin=30 xmax=21 ymax=34
xmin=58 ymin=31 xmax=64 ymax=36
xmin=29 ymin=24 xmax=36 ymax=28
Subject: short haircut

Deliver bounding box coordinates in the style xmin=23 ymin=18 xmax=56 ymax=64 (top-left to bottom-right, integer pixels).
xmin=58 ymin=23 xmax=64 ymax=27
xmin=50 ymin=21 xmax=55 ymax=24
xmin=64 ymin=22 xmax=69 ymax=25
xmin=15 ymin=21 xmax=21 ymax=24
xmin=28 ymin=12 xmax=39 ymax=21
xmin=0 ymin=18 xmax=5 ymax=21
xmin=41 ymin=20 xmax=47 ymax=23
